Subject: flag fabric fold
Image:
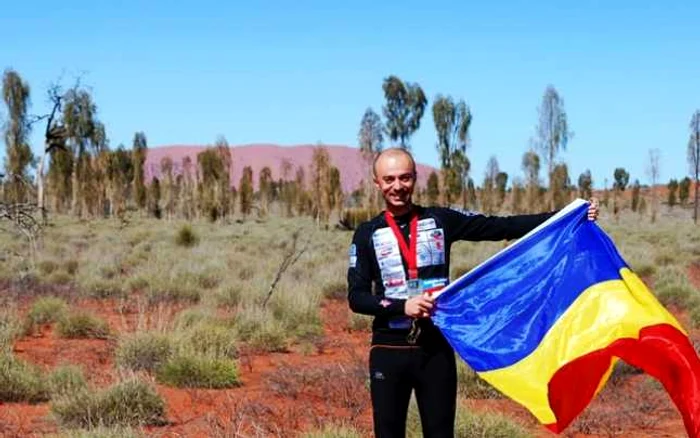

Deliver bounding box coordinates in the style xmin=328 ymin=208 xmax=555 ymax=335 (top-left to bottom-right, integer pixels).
xmin=431 ymin=199 xmax=700 ymax=437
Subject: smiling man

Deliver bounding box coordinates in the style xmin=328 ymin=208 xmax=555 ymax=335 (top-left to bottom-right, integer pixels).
xmin=347 ymin=147 xmax=598 ymax=438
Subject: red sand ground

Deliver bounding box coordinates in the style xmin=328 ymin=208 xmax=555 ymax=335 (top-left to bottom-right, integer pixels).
xmin=3 ymin=271 xmax=700 ymax=437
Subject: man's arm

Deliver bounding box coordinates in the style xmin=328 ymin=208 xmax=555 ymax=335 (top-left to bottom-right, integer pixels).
xmin=442 ymin=208 xmax=556 ymax=242
xmin=347 ymin=225 xmax=406 ymax=317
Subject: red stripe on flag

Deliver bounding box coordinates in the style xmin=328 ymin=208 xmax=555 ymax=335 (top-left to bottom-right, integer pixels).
xmin=546 ymin=324 xmax=700 ymax=437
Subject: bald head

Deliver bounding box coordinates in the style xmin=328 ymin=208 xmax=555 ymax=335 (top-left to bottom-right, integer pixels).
xmin=372 ymin=148 xmax=416 ymax=178
xmin=372 ymin=147 xmax=417 ymax=214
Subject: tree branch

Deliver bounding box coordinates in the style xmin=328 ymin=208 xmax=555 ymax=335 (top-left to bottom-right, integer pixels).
xmin=262 ymin=230 xmax=310 ymax=308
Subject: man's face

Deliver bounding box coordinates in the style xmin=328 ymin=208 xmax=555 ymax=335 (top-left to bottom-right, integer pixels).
xmin=373 ymin=153 xmax=416 ymax=210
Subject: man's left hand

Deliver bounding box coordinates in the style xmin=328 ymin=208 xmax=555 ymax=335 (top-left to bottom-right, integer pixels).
xmin=588 ymin=198 xmax=599 ymax=221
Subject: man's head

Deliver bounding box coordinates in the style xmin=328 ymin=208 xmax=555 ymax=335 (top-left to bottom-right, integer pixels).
xmin=373 ymin=148 xmax=417 ymax=214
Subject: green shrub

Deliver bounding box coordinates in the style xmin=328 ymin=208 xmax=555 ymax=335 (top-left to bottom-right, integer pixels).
xmin=234 ymin=310 xmax=289 ymax=353
xmin=321 ymin=281 xmax=347 ymax=300
xmin=116 ymin=332 xmax=173 ymax=372
xmin=56 ymin=313 xmax=110 ymax=339
xmin=51 ymin=426 xmax=143 ymax=438
xmin=175 ymin=224 xmax=199 ymax=247
xmin=691 ymin=306 xmax=700 ymax=329
xmin=65 ymin=259 xmax=80 ymax=275
xmin=340 ymin=208 xmax=378 ymax=230
xmin=178 ymin=323 xmax=239 ymax=359
xmin=82 ymin=278 xmax=125 ymax=299
xmin=215 ymin=285 xmax=242 ymax=307
xmin=454 ymin=409 xmax=532 ymax=438
xmin=457 ymin=360 xmax=502 ymax=399
xmin=301 ymin=424 xmax=363 ymax=438
xmin=653 ymin=266 xmax=698 ymax=309
xmin=156 ymin=354 xmax=240 ymax=389
xmin=38 ymin=259 xmax=60 ymax=275
xmin=0 ymin=353 xmax=48 ymax=402
xmin=51 ymin=378 xmax=166 ymax=428
xmin=48 ymin=270 xmax=74 ymax=285
xmin=146 ymin=283 xmax=200 ymax=304
xmin=47 ymin=364 xmax=88 ymax=398
xmin=348 ymin=313 xmax=372 ymax=332
xmin=25 ymin=296 xmax=69 ymax=334
xmin=0 ymin=309 xmax=23 ymax=352
xmin=173 ymin=307 xmax=218 ymax=330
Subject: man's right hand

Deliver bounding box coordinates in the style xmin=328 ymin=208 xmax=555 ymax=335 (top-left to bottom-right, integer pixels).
xmin=405 ymin=294 xmax=435 ymax=318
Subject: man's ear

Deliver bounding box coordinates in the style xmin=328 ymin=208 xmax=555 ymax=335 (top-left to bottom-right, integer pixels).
xmin=373 ymin=176 xmax=381 ymax=190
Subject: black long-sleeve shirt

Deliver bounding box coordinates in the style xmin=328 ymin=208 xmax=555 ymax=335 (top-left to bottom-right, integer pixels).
xmin=347 ymin=205 xmax=554 ymax=346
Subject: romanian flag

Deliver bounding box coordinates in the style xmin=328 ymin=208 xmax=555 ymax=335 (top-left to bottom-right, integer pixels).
xmin=432 ymin=199 xmax=700 ymax=437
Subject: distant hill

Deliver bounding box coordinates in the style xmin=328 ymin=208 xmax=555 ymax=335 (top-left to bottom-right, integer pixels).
xmin=146 ymin=144 xmax=438 ymax=193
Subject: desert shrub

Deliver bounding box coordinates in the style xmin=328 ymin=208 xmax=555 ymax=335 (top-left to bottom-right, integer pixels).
xmin=177 ymin=323 xmax=239 ymax=359
xmin=173 ymin=307 xmax=219 ymax=330
xmin=51 ymin=378 xmax=166 ymax=428
xmin=38 ymin=259 xmax=60 ymax=275
xmin=404 ymin=396 xmax=531 ymax=438
xmin=215 ymin=285 xmax=242 ymax=307
xmin=348 ymin=313 xmax=372 ymax=332
xmin=653 ymin=265 xmax=699 ymax=309
xmin=65 ymin=259 xmax=80 ymax=275
xmin=51 ymin=426 xmax=143 ymax=438
xmin=56 ymin=313 xmax=110 ymax=339
xmin=0 ymin=353 xmax=49 ymax=402
xmin=124 ymin=275 xmax=149 ymax=293
xmin=175 ymin=224 xmax=198 ymax=247
xmin=47 ymin=364 xmax=88 ymax=398
xmin=454 ymin=409 xmax=532 ymax=438
xmin=234 ymin=308 xmax=289 ymax=353
xmin=81 ymin=278 xmax=125 ymax=299
xmin=156 ymin=354 xmax=240 ymax=389
xmin=301 ymin=425 xmax=363 ymax=438
xmin=146 ymin=282 xmax=200 ymax=304
xmin=116 ymin=332 xmax=173 ymax=372
xmin=690 ymin=306 xmax=700 ymax=329
xmin=0 ymin=308 xmax=23 ymax=352
xmin=456 ymin=360 xmax=502 ymax=399
xmin=340 ymin=208 xmax=378 ymax=230
xmin=25 ymin=296 xmax=69 ymax=334
xmin=48 ymin=270 xmax=74 ymax=285
xmin=321 ymin=280 xmax=347 ymax=300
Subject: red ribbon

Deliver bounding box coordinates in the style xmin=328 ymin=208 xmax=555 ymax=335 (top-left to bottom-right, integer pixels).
xmin=384 ymin=210 xmax=418 ymax=280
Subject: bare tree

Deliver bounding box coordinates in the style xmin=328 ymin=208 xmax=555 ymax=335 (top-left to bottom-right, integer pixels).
xmin=646 ymin=148 xmax=660 ymax=223
xmin=533 ymin=85 xmax=572 ymax=210
xmin=32 ymin=83 xmax=68 ymax=221
xmin=688 ymin=110 xmax=700 ymax=224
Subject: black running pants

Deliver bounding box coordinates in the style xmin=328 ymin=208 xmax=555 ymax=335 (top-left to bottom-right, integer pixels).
xmin=369 ymin=344 xmax=457 ymax=438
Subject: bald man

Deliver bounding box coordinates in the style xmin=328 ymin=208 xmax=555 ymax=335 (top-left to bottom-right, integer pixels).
xmin=347 ymin=147 xmax=598 ymax=438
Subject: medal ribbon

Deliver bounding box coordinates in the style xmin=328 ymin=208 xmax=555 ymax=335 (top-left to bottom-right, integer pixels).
xmin=384 ymin=210 xmax=418 ymax=280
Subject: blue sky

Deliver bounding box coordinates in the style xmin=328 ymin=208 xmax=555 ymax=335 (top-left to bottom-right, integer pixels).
xmin=1 ymin=0 xmax=698 ymax=189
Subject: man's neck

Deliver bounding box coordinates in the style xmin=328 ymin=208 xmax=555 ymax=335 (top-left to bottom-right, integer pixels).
xmin=386 ymin=203 xmax=413 ymax=218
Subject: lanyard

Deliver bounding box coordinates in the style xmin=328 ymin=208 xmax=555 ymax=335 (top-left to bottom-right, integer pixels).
xmin=384 ymin=210 xmax=418 ymax=279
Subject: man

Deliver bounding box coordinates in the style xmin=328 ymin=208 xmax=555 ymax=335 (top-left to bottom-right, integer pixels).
xmin=347 ymin=148 xmax=598 ymax=438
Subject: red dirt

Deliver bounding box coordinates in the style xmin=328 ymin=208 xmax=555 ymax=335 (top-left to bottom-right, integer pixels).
xmin=3 ymin=296 xmax=695 ymax=437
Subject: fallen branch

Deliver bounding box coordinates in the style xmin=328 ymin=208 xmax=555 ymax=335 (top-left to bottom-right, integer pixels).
xmin=262 ymin=230 xmax=310 ymax=308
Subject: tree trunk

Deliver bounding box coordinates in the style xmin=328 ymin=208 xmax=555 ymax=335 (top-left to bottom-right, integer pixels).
xmin=36 ymin=148 xmax=47 ymax=222
xmin=694 ymin=175 xmax=699 ymax=224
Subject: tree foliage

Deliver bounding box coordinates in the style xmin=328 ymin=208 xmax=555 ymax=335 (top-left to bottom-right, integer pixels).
xmin=2 ymin=68 xmax=34 ymax=203
xmin=382 ymin=75 xmax=427 ymax=149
